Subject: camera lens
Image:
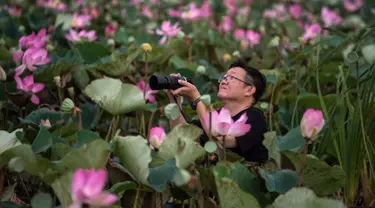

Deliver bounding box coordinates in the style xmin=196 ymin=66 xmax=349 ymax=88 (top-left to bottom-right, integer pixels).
xmin=149 ymin=75 xmax=192 ymax=90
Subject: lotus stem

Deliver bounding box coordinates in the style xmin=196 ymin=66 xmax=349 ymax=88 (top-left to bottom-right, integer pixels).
xmin=105 ymin=116 xmax=115 ymax=142
xmin=57 ymin=86 xmax=63 ymax=104
xmin=111 ymin=115 xmax=120 ymax=140
xmin=78 ymin=111 xmax=82 ymax=131
xmin=0 ymin=168 xmax=4 ymax=199
xmin=189 ymin=44 xmax=192 ymax=64
xmin=197 ymin=179 xmax=204 ymax=208
xmin=18 ymin=173 xmax=31 ymax=200
xmin=298 ymin=140 xmax=308 ymax=187
xmin=3 ymin=81 xmax=8 ymax=130
xmin=223 ymin=135 xmax=226 ymax=161
xmin=147 ymin=110 xmax=156 ymax=138
xmin=133 ymin=184 xmax=141 ymax=208
xmin=143 ymin=52 xmax=148 ymax=99
xmin=140 ymin=112 xmax=146 ymax=137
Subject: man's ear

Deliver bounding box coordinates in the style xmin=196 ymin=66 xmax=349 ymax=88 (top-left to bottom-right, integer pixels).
xmin=245 ymin=86 xmax=256 ymax=97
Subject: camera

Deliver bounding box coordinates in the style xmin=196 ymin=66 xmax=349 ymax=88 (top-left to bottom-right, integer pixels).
xmin=149 ymin=75 xmax=193 ymax=90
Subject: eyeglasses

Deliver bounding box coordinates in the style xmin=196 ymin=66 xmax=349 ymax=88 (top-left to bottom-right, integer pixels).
xmin=218 ymin=75 xmax=253 ymax=86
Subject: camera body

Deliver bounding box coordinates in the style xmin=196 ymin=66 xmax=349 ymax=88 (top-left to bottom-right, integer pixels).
xmin=149 ymin=75 xmax=193 ymax=90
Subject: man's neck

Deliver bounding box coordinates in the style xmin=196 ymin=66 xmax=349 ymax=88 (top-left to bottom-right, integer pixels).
xmin=222 ymin=100 xmax=252 ymax=117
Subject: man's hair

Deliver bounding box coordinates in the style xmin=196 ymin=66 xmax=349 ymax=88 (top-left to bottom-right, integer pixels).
xmin=228 ymin=59 xmax=266 ymax=104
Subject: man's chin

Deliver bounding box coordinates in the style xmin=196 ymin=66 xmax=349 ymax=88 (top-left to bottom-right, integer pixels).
xmin=217 ymin=93 xmax=226 ymax=100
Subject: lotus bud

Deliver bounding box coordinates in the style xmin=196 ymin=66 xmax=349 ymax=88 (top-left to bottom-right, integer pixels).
xmin=61 ymin=98 xmax=75 ymax=113
xmin=68 ymin=87 xmax=75 ymax=99
xmin=40 ymin=119 xmax=51 ymax=129
xmin=200 ymin=94 xmax=211 ymax=106
xmin=46 ymin=44 xmax=55 ymax=51
xmin=177 ymin=31 xmax=185 ymax=39
xmin=300 ymin=108 xmax=325 ymax=141
xmin=196 ymin=65 xmax=206 ymax=74
xmin=298 ymin=37 xmax=305 ymax=45
xmin=268 ymin=36 xmax=280 ymax=48
xmin=18 ymin=25 xmax=25 ymax=32
xmin=0 ymin=65 xmax=6 ymax=81
xmin=54 ymin=76 xmax=61 ymax=87
xmin=232 ymin=50 xmax=241 ymax=58
xmin=107 ymin=38 xmax=115 ymax=46
xmin=149 ymin=127 xmax=166 ymax=150
xmin=223 ymin=53 xmax=232 ymax=62
xmin=105 ymin=13 xmax=112 ymax=22
xmin=141 ymin=43 xmax=152 ymax=53
xmin=128 ymin=36 xmax=135 ymax=43
xmin=259 ymin=24 xmax=266 ymax=34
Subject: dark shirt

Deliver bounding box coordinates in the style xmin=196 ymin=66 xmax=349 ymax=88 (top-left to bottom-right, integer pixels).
xmin=190 ymin=106 xmax=269 ymax=163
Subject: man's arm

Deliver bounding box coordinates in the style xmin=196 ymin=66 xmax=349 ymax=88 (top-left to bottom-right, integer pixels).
xmin=168 ymin=79 xmax=211 ymax=136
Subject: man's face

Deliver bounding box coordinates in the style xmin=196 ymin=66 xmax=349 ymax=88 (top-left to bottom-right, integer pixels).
xmin=217 ymin=67 xmax=253 ymax=101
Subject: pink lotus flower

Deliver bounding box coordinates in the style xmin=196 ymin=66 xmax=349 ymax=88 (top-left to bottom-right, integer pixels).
xmin=136 ymin=80 xmax=157 ymax=103
xmin=68 ymin=168 xmax=118 ymax=208
xmin=301 ymin=109 xmax=325 ymax=140
xmin=72 ymin=13 xmax=92 ymax=28
xmin=156 ymin=21 xmax=181 ymax=45
xmin=263 ymin=9 xmax=278 ymax=19
xmin=15 ymin=75 xmax=44 ymax=104
xmin=168 ymin=9 xmax=181 ymax=18
xmin=289 ymin=4 xmax=302 ymax=19
xmin=90 ymin=8 xmax=100 ymax=19
xmin=6 ymin=7 xmax=22 ymax=17
xmin=149 ymin=127 xmax=166 ymax=149
xmin=65 ymin=29 xmax=97 ymax=42
xmin=302 ymin=24 xmax=321 ymax=42
xmin=131 ymin=0 xmax=141 ymax=5
xmin=264 ymin=4 xmax=287 ymax=22
xmin=344 ymin=0 xmax=364 ymax=12
xmin=246 ymin=30 xmax=261 ymax=47
xmin=244 ymin=0 xmax=252 ymax=5
xmin=219 ymin=16 xmax=232 ymax=33
xmin=200 ymin=1 xmax=212 ymax=18
xmin=239 ymin=7 xmax=249 ymax=16
xmin=234 ymin=28 xmax=245 ymax=41
xmin=233 ymin=29 xmax=261 ymax=49
xmin=18 ymin=28 xmax=50 ymax=50
xmin=15 ymin=48 xmax=51 ymax=76
xmin=142 ymin=6 xmax=154 ymax=19
xmin=181 ymin=3 xmax=201 ymax=22
xmin=105 ymin=24 xmax=117 ymax=39
xmin=37 ymin=0 xmax=67 ymax=12
xmin=224 ymin=0 xmax=237 ymax=15
xmin=321 ymin=7 xmax=342 ymax=27
xmin=204 ymin=108 xmax=251 ymax=137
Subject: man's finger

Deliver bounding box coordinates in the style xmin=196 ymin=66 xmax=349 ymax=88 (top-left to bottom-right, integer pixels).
xmin=172 ymin=88 xmax=186 ymax=96
xmin=178 ymin=80 xmax=194 ymax=88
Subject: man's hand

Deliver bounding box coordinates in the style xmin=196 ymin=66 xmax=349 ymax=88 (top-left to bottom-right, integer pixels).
xmin=171 ymin=79 xmax=200 ymax=102
xmin=216 ymin=135 xmax=237 ymax=148
xmin=166 ymin=73 xmax=183 ymax=105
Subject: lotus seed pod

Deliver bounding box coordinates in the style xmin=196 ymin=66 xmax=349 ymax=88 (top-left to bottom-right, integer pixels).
xmin=223 ymin=53 xmax=232 ymax=62
xmin=196 ymin=65 xmax=206 ymax=74
xmin=61 ymin=98 xmax=75 ymax=113
xmin=141 ymin=43 xmax=152 ymax=52
xmin=67 ymin=87 xmax=75 ymax=99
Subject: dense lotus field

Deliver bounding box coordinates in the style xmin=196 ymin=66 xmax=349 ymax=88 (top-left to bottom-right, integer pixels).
xmin=0 ymin=0 xmax=375 ymax=207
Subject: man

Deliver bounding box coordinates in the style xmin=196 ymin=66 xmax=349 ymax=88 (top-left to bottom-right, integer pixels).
xmin=168 ymin=59 xmax=268 ymax=163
